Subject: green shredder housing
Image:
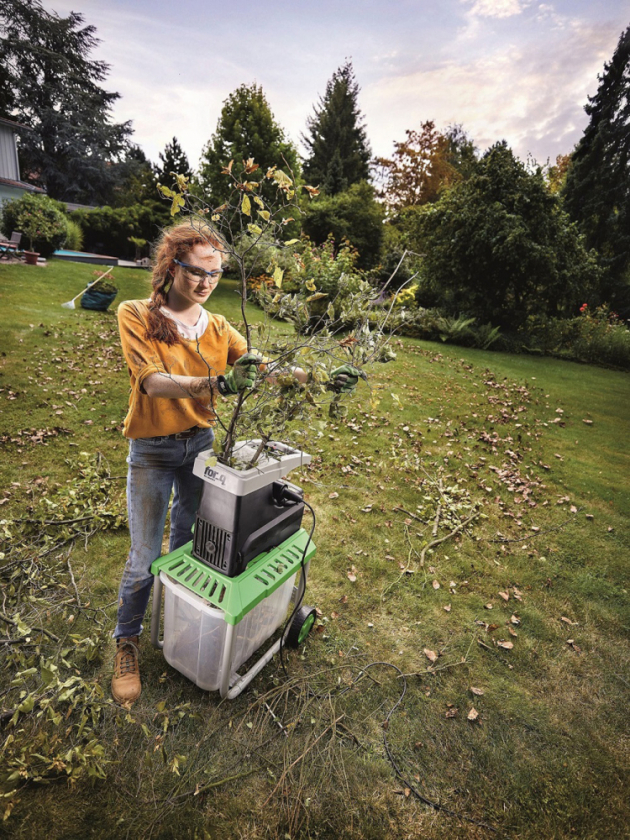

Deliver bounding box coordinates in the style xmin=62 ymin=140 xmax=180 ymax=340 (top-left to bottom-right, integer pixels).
xmin=151 ymin=529 xmax=315 ymax=691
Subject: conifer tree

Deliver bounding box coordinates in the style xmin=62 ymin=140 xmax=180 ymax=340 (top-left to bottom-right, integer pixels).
xmin=154 ymin=137 xmax=193 ymax=185
xmin=196 ymin=84 xmax=299 ymax=206
xmin=563 ymin=25 xmax=630 ymax=305
xmin=302 ymin=62 xmax=371 ymax=195
xmin=0 ymin=0 xmax=132 ymax=204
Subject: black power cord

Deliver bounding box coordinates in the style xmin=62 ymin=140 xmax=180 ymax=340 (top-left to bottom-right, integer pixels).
xmin=274 ymin=488 xmax=316 ymax=678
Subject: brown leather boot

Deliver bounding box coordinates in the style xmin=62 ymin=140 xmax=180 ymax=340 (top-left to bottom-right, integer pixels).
xmin=111 ymin=636 xmax=141 ymax=705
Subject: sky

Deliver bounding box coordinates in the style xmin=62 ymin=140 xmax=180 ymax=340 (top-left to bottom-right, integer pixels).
xmin=47 ymin=0 xmax=629 ymax=170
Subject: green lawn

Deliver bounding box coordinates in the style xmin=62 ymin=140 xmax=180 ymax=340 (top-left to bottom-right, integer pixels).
xmin=1 ymin=258 xmax=629 ymax=839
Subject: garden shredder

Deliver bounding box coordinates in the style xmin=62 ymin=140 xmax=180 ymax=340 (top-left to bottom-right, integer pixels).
xmin=150 ymin=440 xmax=317 ymax=699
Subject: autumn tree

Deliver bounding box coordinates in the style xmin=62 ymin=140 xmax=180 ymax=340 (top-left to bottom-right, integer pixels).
xmin=408 ymin=142 xmax=600 ymax=329
xmin=0 ymin=0 xmax=132 ymax=203
xmin=154 ymin=136 xmax=193 ymax=185
xmin=301 ymin=62 xmax=371 ymax=195
xmin=563 ymin=24 xmax=630 ymax=309
xmin=196 ymin=84 xmax=299 ymax=206
xmin=376 ymin=122 xmax=477 ymax=212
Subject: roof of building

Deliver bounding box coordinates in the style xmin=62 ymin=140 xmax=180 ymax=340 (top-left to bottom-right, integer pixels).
xmin=0 ymin=176 xmax=46 ymax=193
xmin=0 ymin=116 xmax=32 ymax=131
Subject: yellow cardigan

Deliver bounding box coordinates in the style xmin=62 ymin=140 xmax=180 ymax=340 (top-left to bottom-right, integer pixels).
xmin=117 ymin=300 xmax=247 ymax=439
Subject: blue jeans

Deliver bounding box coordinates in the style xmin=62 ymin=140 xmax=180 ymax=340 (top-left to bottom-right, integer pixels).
xmin=114 ymin=428 xmax=214 ymax=639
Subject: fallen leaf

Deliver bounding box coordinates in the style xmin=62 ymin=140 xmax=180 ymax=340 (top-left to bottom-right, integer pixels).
xmin=570 ymin=505 xmax=578 ymax=513
xmin=499 ymin=591 xmax=509 ymax=601
xmin=497 ymin=640 xmax=514 ymax=650
xmin=510 ymin=615 xmax=521 ymax=625
xmin=432 ymin=580 xmax=440 ymax=590
xmin=470 ymin=687 xmax=484 ymax=696
xmin=508 ymin=626 xmax=518 ymax=637
xmin=585 ymin=514 xmax=594 ymax=520
xmin=445 ymin=706 xmax=458 ymax=718
xmin=467 ymin=707 xmax=479 ymax=721
xmin=484 ymin=603 xmax=493 ymax=610
xmin=443 ymin=604 xmax=451 ymax=612
xmin=423 ymin=648 xmax=438 ymax=664
xmin=561 ymin=616 xmax=578 ymax=626
xmin=582 ymin=419 xmax=593 ymax=425
xmin=329 ymin=492 xmax=339 ymax=499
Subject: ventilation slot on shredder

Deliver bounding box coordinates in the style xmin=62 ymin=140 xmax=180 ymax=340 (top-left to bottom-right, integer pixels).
xmin=193 ymin=518 xmax=231 ymax=571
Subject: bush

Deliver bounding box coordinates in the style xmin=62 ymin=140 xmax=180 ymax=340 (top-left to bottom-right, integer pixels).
xmin=1 ymin=193 xmax=68 ymax=256
xmin=519 ymin=306 xmax=630 ymax=368
xmin=300 ymin=181 xmax=385 ymax=269
xmin=64 ymin=219 xmax=84 ymax=251
xmin=70 ymin=203 xmax=170 ymax=260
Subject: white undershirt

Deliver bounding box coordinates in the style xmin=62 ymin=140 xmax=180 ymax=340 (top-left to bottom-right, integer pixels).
xmin=160 ymin=306 xmax=209 ymax=341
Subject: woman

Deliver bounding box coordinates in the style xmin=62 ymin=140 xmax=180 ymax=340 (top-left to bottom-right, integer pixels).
xmin=112 ymin=221 xmax=359 ymax=704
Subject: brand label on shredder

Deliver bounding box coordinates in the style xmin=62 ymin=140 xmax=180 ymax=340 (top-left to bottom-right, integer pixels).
xmin=204 ymin=467 xmax=227 ymax=485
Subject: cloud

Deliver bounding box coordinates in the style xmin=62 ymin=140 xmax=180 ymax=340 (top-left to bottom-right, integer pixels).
xmin=362 ymin=21 xmax=618 ymax=163
xmin=462 ymin=0 xmax=530 ymax=18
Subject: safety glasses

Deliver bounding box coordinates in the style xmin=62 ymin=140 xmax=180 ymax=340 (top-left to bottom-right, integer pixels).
xmin=173 ymin=259 xmax=223 ymax=282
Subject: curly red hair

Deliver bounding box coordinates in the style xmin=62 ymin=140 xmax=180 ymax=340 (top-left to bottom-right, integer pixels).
xmin=145 ymin=220 xmax=228 ymax=346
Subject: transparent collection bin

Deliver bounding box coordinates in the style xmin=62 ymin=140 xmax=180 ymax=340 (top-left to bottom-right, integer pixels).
xmin=160 ymin=570 xmax=296 ymax=692
xmin=151 ymin=528 xmax=316 ymax=698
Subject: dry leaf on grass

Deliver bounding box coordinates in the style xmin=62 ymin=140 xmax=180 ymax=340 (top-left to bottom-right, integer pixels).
xmin=561 ymin=616 xmax=578 ymax=625
xmin=497 ymin=640 xmax=514 ymax=650
xmin=471 ymin=687 xmax=485 ymax=696
xmin=499 ymin=591 xmax=509 ymax=601
xmin=424 ymin=648 xmax=438 ymax=663
xmin=467 ymin=707 xmax=479 ymax=721
xmin=443 ymin=604 xmax=451 ymax=612
xmin=510 ymin=615 xmax=521 ymax=625
xmin=485 ymin=603 xmax=494 ymax=610
xmin=329 ymin=492 xmax=339 ymax=499
xmin=432 ymin=580 xmax=440 ymax=590
xmin=445 ymin=706 xmax=458 ymax=718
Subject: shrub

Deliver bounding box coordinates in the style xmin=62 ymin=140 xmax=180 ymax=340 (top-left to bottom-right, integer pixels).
xmin=520 ymin=306 xmax=630 ymax=368
xmin=64 ymin=219 xmax=84 ymax=251
xmin=70 ymin=203 xmax=170 ymax=260
xmin=1 ymin=193 xmax=68 ymax=256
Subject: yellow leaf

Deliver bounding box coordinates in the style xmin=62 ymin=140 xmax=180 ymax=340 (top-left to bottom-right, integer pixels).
xmin=248 ymin=224 xmax=263 ymax=235
xmin=305 ymin=278 xmax=316 ymax=292
xmin=241 ymin=194 xmax=251 ymax=216
xmin=158 ymin=184 xmax=174 ymax=198
xmin=258 ymin=210 xmax=270 ymax=222
xmin=211 ymin=214 xmax=220 ymax=221
xmin=306 ymin=292 xmax=328 ymax=302
xmin=170 ymin=194 xmax=185 ymax=216
xmin=285 ymin=238 xmax=299 ymax=245
xmin=253 ymin=196 xmax=265 ymax=209
xmin=273 ymin=267 xmax=284 ymax=288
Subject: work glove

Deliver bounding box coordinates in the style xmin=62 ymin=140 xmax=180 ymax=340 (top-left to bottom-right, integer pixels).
xmin=329 ymin=364 xmax=363 ymax=394
xmin=222 ymin=353 xmax=261 ymax=394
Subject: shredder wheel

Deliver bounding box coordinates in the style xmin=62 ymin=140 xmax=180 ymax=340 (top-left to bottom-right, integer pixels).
xmin=286 ymin=605 xmax=317 ymax=647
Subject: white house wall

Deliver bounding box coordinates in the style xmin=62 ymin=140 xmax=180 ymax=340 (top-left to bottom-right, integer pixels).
xmin=0 ymin=125 xmax=20 ymax=181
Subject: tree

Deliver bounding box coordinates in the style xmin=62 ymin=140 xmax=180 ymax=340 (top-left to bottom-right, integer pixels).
xmin=375 ymin=121 xmax=459 ymax=212
xmin=196 ymin=84 xmax=299 ymax=206
xmin=154 ymin=137 xmax=193 ymax=185
xmin=111 ymin=145 xmax=161 ymax=208
xmin=407 ymin=142 xmax=600 ymax=329
xmin=563 ymin=24 xmax=630 ymax=309
xmin=302 ymin=62 xmax=371 ymax=195
xmin=0 ymin=0 xmax=132 ymax=204
xmin=300 ymin=181 xmax=384 ymax=269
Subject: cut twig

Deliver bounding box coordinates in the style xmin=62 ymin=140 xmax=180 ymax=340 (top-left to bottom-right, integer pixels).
xmin=262 ymin=714 xmax=345 ymax=807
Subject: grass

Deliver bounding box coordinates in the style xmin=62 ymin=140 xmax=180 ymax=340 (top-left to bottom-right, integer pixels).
xmin=0 ymin=258 xmax=629 ymax=839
